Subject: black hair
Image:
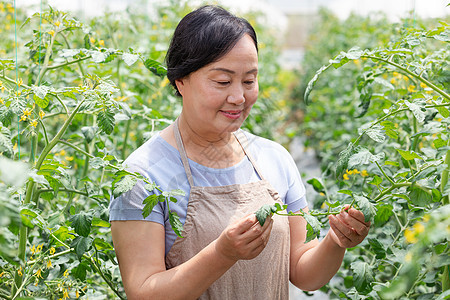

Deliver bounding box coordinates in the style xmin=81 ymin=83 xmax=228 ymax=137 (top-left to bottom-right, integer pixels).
xmin=165 ymin=5 xmax=258 ymax=96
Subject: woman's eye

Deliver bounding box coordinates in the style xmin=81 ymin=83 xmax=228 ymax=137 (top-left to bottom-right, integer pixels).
xmin=244 ymin=81 xmax=254 ymax=85
xmin=217 ymin=81 xmax=230 ymax=85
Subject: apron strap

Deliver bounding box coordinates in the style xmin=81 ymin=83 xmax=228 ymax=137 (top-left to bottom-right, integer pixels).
xmin=173 ymin=118 xmax=195 ymax=187
xmin=233 ymin=130 xmax=266 ymax=181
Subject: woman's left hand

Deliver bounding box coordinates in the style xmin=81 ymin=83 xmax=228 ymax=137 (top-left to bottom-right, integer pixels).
xmin=328 ymin=206 xmax=371 ymax=249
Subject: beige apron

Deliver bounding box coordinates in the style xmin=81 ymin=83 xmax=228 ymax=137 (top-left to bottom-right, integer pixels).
xmin=165 ymin=120 xmax=290 ymax=299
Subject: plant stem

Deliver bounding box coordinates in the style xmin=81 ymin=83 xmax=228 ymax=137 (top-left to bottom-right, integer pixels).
xmin=362 ymin=55 xmax=450 ymax=101
xmin=375 ymin=161 xmax=395 ymax=185
xmin=440 ymin=149 xmax=450 ymax=291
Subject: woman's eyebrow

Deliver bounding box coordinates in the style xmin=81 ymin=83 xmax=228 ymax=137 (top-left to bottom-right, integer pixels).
xmin=209 ymin=67 xmax=258 ymax=74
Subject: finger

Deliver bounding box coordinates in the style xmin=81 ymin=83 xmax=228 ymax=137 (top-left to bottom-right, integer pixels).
xmin=347 ymin=208 xmax=371 ymax=226
xmin=246 ymin=217 xmax=273 ymax=246
xmin=339 ymin=210 xmax=369 ymax=235
xmin=330 ymin=214 xmax=355 ymax=240
xmin=329 ymin=216 xmax=351 ymax=246
xmin=235 ymin=214 xmax=259 ymax=234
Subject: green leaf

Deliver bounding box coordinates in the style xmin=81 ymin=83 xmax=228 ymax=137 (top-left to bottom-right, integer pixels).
xmin=338 ymin=189 xmax=353 ymax=196
xmin=405 ymin=100 xmax=425 ymax=122
xmin=336 ymin=143 xmax=357 ymax=177
xmin=84 ymin=34 xmax=91 ymax=49
xmin=113 ymin=175 xmax=137 ymax=197
xmin=0 ymin=106 xmax=14 ymax=127
xmin=163 ymin=189 xmax=186 ymax=197
xmin=71 ymin=236 xmax=93 ymax=260
xmin=408 ymin=186 xmax=432 ymax=206
xmin=142 ymin=194 xmax=159 ymax=219
xmin=90 ymin=157 xmax=108 ymax=169
xmin=361 ymin=125 xmax=385 ymax=143
xmin=93 ymin=238 xmax=113 ymax=251
xmin=397 ymin=149 xmax=423 ymax=161
xmin=144 ymin=182 xmax=157 ymax=192
xmin=330 ymin=52 xmax=349 ymax=68
xmin=81 ymin=126 xmax=97 ymax=143
xmin=69 ymin=211 xmax=93 ymax=237
xmin=374 ymin=204 xmax=393 ymax=226
xmin=144 ymin=58 xmax=167 ymax=77
xmin=368 ymin=175 xmax=382 ymax=187
xmin=432 ymin=188 xmax=442 ymax=202
xmin=306 ymin=178 xmax=325 ymax=193
xmin=350 ymin=261 xmax=373 ymax=294
xmin=303 ymin=213 xmax=321 ymax=243
xmin=72 ymin=260 xmax=90 ymax=281
xmin=0 ymin=127 xmax=14 ymax=158
xmin=433 ymin=138 xmax=447 ymax=149
xmin=436 ymin=106 xmax=450 ymax=118
xmin=348 ymin=148 xmax=384 ymax=169
xmin=354 ymin=195 xmax=376 ymax=223
xmin=368 ymin=238 xmax=386 ymax=259
xmin=97 ymin=110 xmax=115 ymax=135
xmin=169 ymin=211 xmax=184 ymax=238
xmin=122 ymin=53 xmax=139 ymax=66
xmin=304 ymin=64 xmax=332 ymax=105
xmin=255 ymin=204 xmax=275 ymax=226
xmin=92 ymin=217 xmax=110 ymax=228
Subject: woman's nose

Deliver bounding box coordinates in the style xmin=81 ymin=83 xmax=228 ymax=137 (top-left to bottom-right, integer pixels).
xmin=227 ymin=85 xmax=245 ymax=105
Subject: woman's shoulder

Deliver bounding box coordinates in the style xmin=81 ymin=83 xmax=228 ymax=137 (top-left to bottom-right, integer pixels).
xmin=240 ymin=130 xmax=290 ymax=156
xmin=123 ymin=133 xmax=179 ymax=173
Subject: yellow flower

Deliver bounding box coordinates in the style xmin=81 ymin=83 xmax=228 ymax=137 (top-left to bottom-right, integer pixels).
xmin=343 ymin=174 xmax=350 ymax=181
xmin=46 ymin=259 xmax=52 ymax=269
xmin=390 ymin=78 xmax=396 ymax=84
xmin=346 ymin=169 xmax=354 ymax=175
xmin=17 ymin=78 xmax=23 ymax=87
xmin=321 ymin=202 xmax=326 ymax=209
xmin=20 ymin=115 xmax=27 ymax=121
xmin=50 ymin=247 xmax=56 ymax=255
xmin=63 ymin=269 xmax=70 ymax=277
xmin=404 ymin=228 xmax=418 ymax=244
xmin=361 ymin=170 xmax=369 ymax=177
xmin=17 ymin=267 xmax=22 ymax=276
xmin=48 ymin=30 xmax=55 ymax=36
xmin=36 ymin=243 xmax=43 ymax=253
xmin=160 ymin=77 xmax=170 ymax=88
xmin=0 ymin=271 xmax=4 ymax=277
xmin=35 ymin=268 xmax=43 ymax=279
xmin=405 ymin=252 xmax=412 ymax=262
xmin=30 ymin=120 xmax=38 ymax=127
xmin=393 ymin=71 xmax=401 ymax=79
xmin=423 ymin=214 xmax=430 ymax=223
xmin=63 ymin=289 xmax=69 ymax=299
xmin=403 ymin=75 xmax=409 ymax=82
xmin=76 ymin=290 xmax=80 ymax=298
xmin=65 ymin=156 xmax=74 ymax=161
xmin=30 ymin=245 xmax=36 ymax=255
xmin=407 ymin=85 xmax=416 ymax=93
xmin=353 ymin=169 xmax=360 ymax=174
xmin=54 ymin=21 xmax=61 ymax=27
xmin=0 ymin=98 xmax=4 ymax=105
xmin=99 ymin=40 xmax=105 ymax=46
xmin=413 ymin=222 xmax=425 ymax=234
xmin=59 ymin=149 xmax=66 ymax=156
xmin=420 ymin=82 xmax=427 ymax=89
xmin=90 ymin=37 xmax=95 ymax=44
xmin=23 ymin=108 xmax=31 ymax=116
xmin=39 ymin=110 xmax=45 ymax=119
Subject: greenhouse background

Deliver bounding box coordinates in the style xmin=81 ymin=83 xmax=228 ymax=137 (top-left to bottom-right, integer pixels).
xmin=0 ymin=0 xmax=449 ymax=299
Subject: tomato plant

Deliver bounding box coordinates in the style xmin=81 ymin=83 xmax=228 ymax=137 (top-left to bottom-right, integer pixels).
xmin=0 ymin=1 xmax=288 ymax=298
xmin=292 ymin=11 xmax=449 ymax=299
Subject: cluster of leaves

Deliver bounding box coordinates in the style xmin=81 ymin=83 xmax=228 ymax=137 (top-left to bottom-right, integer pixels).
xmin=0 ymin=1 xmax=290 ymax=298
xmin=291 ymin=10 xmax=449 ymax=299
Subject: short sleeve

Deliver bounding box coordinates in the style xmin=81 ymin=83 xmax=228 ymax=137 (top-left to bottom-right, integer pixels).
xmin=109 ymin=164 xmax=166 ymax=226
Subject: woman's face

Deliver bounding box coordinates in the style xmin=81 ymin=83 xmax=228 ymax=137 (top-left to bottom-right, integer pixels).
xmin=176 ymin=34 xmax=259 ymax=138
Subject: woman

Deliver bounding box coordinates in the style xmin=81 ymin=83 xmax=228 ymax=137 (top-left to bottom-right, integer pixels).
xmin=109 ymin=5 xmax=370 ymax=299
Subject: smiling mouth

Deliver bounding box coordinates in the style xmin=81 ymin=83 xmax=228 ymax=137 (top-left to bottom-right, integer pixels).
xmin=220 ymin=110 xmax=242 ymax=119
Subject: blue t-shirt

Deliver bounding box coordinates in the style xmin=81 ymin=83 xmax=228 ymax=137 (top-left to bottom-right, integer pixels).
xmin=109 ymin=130 xmax=307 ymax=255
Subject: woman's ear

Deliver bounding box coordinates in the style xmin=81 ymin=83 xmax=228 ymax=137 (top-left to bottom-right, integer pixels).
xmin=175 ymin=78 xmax=185 ymax=96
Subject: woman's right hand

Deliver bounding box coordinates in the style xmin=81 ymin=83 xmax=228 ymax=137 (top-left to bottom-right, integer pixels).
xmin=214 ymin=214 xmax=274 ymax=262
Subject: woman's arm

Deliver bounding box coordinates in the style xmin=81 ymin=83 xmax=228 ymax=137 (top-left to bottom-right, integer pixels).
xmin=289 ymin=207 xmax=370 ymax=291
xmin=111 ymin=214 xmax=273 ymax=300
